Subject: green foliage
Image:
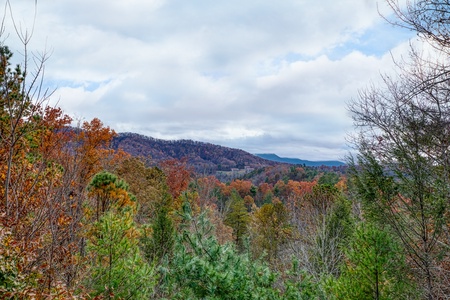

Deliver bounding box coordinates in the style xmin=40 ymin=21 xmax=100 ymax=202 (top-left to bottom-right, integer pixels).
xmin=348 ymin=154 xmax=398 ymax=224
xmin=318 ymin=172 xmax=340 ymax=186
xmin=283 ymin=259 xmax=323 ymax=300
xmin=329 ymin=222 xmax=417 ymax=300
xmin=0 ymin=46 xmax=29 ymax=124
xmin=87 ymin=171 xmax=136 ymax=221
xmin=324 ymin=195 xmax=353 ymax=245
xmin=141 ymin=205 xmax=175 ymax=264
xmin=115 ymin=157 xmax=171 ymax=219
xmin=159 ymin=203 xmax=315 ymax=300
xmin=349 ymin=150 xmax=447 ymax=297
xmin=86 ymin=209 xmax=154 ymax=299
xmin=224 ymin=191 xmax=250 ymax=249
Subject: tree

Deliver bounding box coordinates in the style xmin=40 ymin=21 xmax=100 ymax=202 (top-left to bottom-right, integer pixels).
xmin=331 ymin=222 xmax=416 ymax=300
xmin=86 ymin=209 xmax=154 ymax=299
xmin=84 ymin=171 xmax=154 ymax=298
xmin=386 ymin=0 xmax=450 ymax=51
xmin=348 ymin=7 xmax=450 ymax=294
xmin=0 ymin=41 xmax=52 ymax=215
xmin=87 ymin=171 xmax=136 ymax=222
xmin=224 ymin=191 xmax=250 ymax=249
xmin=160 ymin=158 xmax=192 ymax=200
xmin=0 ymin=35 xmax=90 ymax=295
xmin=288 ymin=184 xmax=352 ymax=287
xmin=55 ymin=118 xmax=123 ymax=289
xmin=115 ymin=157 xmax=169 ymax=224
xmin=250 ymin=201 xmax=292 ymax=264
xmin=348 ymin=48 xmax=450 ymax=297
xmin=141 ymin=205 xmax=175 ymax=264
xmin=228 ymin=179 xmax=253 ymax=198
xmin=158 ymin=202 xmax=315 ymax=300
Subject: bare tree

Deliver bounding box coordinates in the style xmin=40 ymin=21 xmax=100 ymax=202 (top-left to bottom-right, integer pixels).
xmin=0 ymin=0 xmax=53 ymax=216
xmin=386 ymin=0 xmax=450 ymax=52
xmin=349 ymin=42 xmax=450 ymax=298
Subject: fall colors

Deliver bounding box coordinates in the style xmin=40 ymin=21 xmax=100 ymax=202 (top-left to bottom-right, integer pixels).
xmin=4 ymin=1 xmax=450 ymax=299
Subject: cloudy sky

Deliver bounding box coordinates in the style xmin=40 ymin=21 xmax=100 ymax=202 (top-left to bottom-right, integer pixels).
xmin=3 ymin=0 xmax=413 ymax=160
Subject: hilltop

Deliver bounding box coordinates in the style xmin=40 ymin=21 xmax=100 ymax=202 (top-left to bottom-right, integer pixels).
xmin=111 ymin=132 xmax=277 ymax=174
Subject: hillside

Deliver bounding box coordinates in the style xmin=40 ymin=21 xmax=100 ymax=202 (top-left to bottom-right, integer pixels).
xmin=111 ymin=132 xmax=277 ymax=174
xmin=255 ymin=153 xmax=346 ymax=167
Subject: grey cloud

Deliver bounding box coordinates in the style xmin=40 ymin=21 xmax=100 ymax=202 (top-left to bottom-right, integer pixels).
xmin=2 ymin=0 xmax=412 ymax=160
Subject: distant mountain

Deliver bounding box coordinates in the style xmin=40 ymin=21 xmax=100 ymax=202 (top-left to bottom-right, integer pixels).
xmin=255 ymin=153 xmax=346 ymax=167
xmin=111 ymin=132 xmax=277 ymax=174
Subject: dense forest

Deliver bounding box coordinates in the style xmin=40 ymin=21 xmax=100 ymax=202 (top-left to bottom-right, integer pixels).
xmin=3 ymin=1 xmax=450 ymax=299
xmin=111 ymin=132 xmax=277 ymax=174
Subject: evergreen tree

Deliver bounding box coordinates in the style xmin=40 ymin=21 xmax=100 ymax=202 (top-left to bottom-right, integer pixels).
xmin=141 ymin=205 xmax=175 ymax=264
xmin=330 ymin=222 xmax=416 ymax=300
xmin=224 ymin=191 xmax=250 ymax=249
xmin=159 ymin=202 xmax=316 ymax=300
xmin=86 ymin=209 xmax=154 ymax=299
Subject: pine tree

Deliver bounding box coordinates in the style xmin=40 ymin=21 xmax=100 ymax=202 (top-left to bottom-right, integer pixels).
xmin=224 ymin=191 xmax=250 ymax=249
xmin=331 ymin=222 xmax=416 ymax=300
xmin=86 ymin=209 xmax=154 ymax=299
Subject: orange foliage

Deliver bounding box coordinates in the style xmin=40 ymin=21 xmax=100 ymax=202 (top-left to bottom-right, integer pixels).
xmin=335 ymin=176 xmax=347 ymax=192
xmin=275 ymin=180 xmax=317 ymax=212
xmin=258 ymin=182 xmax=272 ymax=196
xmin=228 ymin=179 xmax=252 ymax=198
xmin=160 ymin=158 xmax=192 ymax=200
xmin=244 ymin=195 xmax=255 ymax=210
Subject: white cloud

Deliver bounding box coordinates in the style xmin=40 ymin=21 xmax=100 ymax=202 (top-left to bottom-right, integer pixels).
xmin=0 ymin=0 xmax=414 ymax=160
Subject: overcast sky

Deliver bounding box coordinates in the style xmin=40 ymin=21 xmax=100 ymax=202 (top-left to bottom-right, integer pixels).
xmin=3 ymin=0 xmax=413 ymax=160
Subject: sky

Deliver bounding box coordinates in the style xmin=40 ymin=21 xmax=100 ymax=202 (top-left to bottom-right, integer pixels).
xmin=2 ymin=0 xmax=414 ymax=161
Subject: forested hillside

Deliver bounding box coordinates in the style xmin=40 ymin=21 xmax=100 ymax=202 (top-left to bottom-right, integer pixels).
xmin=2 ymin=1 xmax=450 ymax=299
xmin=111 ymin=132 xmax=276 ymax=174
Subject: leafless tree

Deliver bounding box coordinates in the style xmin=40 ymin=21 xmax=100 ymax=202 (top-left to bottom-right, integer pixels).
xmin=349 ymin=38 xmax=450 ymax=298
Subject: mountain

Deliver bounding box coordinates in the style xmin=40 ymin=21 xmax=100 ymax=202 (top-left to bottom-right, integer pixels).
xmin=111 ymin=132 xmax=277 ymax=174
xmin=255 ymin=153 xmax=346 ymax=167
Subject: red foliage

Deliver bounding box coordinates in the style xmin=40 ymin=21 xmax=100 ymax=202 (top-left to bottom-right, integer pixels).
xmin=160 ymin=158 xmax=192 ymax=199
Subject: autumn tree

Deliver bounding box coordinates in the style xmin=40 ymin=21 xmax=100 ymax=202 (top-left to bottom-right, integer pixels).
xmin=55 ymin=118 xmax=122 ymax=289
xmin=160 ymin=158 xmax=192 ymax=200
xmin=191 ymin=175 xmax=222 ymax=209
xmin=0 ymin=42 xmax=53 ymax=215
xmin=0 ymin=34 xmax=89 ymax=296
xmin=228 ymin=179 xmax=253 ymax=198
xmin=250 ymin=201 xmax=292 ymax=265
xmin=114 ymin=157 xmax=170 ymax=224
xmin=254 ymin=182 xmax=274 ymax=206
xmin=189 ymin=176 xmax=233 ymax=243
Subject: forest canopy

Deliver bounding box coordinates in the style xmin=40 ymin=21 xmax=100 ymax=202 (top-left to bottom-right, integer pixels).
xmin=2 ymin=1 xmax=450 ymax=299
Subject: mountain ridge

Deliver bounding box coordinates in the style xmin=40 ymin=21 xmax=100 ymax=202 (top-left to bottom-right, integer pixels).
xmin=111 ymin=132 xmax=277 ymax=174
xmin=255 ymin=153 xmax=346 ymax=167
xmin=111 ymin=133 xmax=345 ymax=175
